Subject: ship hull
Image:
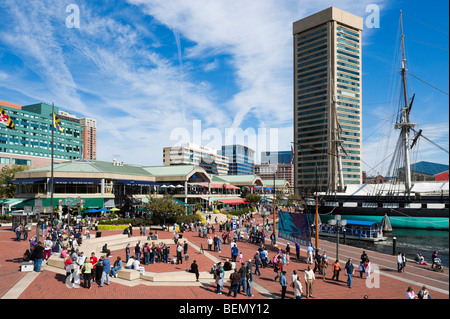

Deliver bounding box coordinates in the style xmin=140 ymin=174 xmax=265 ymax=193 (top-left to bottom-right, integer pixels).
xmin=305 ymin=195 xmax=449 ymax=230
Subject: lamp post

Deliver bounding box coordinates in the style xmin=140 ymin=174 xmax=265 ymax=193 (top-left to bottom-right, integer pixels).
xmin=328 ymin=215 xmax=347 ymax=261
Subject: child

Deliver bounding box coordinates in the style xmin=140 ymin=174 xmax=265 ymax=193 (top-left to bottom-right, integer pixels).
xmin=358 ymin=261 xmax=364 ymax=278
xmin=239 ymin=251 xmax=243 ymax=263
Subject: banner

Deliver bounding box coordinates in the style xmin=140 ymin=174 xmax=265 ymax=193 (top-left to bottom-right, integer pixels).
xmin=278 ymin=211 xmax=311 ymax=247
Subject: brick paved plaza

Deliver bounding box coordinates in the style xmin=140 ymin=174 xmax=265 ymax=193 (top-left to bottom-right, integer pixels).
xmin=1 ymin=213 xmax=448 ymax=309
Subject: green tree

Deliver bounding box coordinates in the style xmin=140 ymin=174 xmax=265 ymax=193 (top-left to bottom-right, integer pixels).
xmin=0 ymin=165 xmax=28 ymax=198
xmin=287 ymin=193 xmax=301 ymax=207
xmin=245 ymin=193 xmax=261 ymax=206
xmin=143 ymin=195 xmax=185 ymax=224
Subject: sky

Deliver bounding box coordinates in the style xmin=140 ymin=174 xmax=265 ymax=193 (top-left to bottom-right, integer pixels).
xmin=0 ymin=0 xmax=448 ymax=175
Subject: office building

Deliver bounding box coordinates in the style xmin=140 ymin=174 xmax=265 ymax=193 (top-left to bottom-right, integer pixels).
xmin=255 ymin=163 xmax=294 ymax=188
xmin=293 ymin=7 xmax=363 ymax=194
xmin=221 ymin=144 xmax=255 ymax=175
xmin=0 ymin=100 xmax=83 ymax=169
xmin=80 ymin=118 xmax=97 ymax=160
xmin=163 ymin=143 xmax=229 ymax=175
xmin=261 ymin=150 xmax=293 ymax=165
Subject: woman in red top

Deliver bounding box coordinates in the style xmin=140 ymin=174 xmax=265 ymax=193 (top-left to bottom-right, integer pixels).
xmin=64 ymin=255 xmax=72 ymax=278
xmin=90 ymin=252 xmax=98 ymax=282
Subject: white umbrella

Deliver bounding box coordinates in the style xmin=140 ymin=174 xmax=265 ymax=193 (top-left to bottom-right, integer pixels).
xmin=176 ymin=184 xmax=184 ymax=188
xmin=168 ymin=185 xmax=176 ymax=188
xmin=161 ymin=185 xmax=168 ymax=188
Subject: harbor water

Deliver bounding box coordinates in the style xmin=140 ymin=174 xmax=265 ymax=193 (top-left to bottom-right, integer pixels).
xmin=322 ymin=228 xmax=449 ymax=267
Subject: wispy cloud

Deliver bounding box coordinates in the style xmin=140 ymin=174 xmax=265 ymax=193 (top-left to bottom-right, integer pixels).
xmin=8 ymin=0 xmax=438 ymax=170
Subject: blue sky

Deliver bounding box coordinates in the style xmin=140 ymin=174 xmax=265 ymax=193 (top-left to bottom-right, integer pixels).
xmin=0 ymin=0 xmax=448 ymax=175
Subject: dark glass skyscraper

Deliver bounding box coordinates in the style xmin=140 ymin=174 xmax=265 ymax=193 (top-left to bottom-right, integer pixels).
xmin=221 ymin=144 xmax=255 ymax=175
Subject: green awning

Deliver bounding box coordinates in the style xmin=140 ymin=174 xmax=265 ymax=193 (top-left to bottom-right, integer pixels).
xmin=12 ymin=197 xmax=105 ymax=209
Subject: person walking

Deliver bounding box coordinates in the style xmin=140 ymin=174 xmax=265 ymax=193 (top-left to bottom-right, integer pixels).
xmin=313 ymin=249 xmax=322 ymax=274
xmin=280 ymin=271 xmax=288 ymax=299
xmin=253 ymin=251 xmax=261 ymax=276
xmin=331 ymin=260 xmax=341 ymax=281
xmin=320 ymin=251 xmax=328 ymax=280
xmin=238 ymin=263 xmax=247 ymax=294
xmin=345 ymin=258 xmax=355 ymax=288
xmin=227 ymin=268 xmax=240 ymax=298
xmin=274 ymin=257 xmax=283 ymax=281
xmin=99 ymin=255 xmax=110 ymax=287
xmin=306 ymin=244 xmax=314 ymax=264
xmin=245 ymin=267 xmax=253 ymax=297
xmin=189 ymin=260 xmax=200 ymax=282
xmin=295 ymin=241 xmax=301 ymax=261
xmin=304 ymin=265 xmax=315 ymax=299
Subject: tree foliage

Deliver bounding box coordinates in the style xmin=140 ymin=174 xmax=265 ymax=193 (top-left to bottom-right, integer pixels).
xmin=143 ymin=195 xmax=185 ymax=224
xmin=245 ymin=193 xmax=261 ymax=206
xmin=0 ymin=165 xmax=29 ymax=199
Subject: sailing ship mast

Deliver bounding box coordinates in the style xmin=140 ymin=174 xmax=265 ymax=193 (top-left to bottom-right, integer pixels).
xmin=395 ymin=10 xmax=416 ymax=194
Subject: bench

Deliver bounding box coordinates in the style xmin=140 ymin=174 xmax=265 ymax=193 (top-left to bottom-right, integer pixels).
xmin=47 ymin=255 xmax=65 ymax=269
xmin=116 ymin=268 xmax=141 ymax=281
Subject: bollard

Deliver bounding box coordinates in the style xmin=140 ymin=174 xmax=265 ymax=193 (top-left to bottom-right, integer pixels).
xmin=343 ymin=229 xmax=347 ymax=245
xmin=392 ymin=237 xmax=397 ymax=256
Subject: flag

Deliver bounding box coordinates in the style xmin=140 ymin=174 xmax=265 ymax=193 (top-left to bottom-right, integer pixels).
xmin=53 ymin=113 xmax=63 ymax=133
xmin=0 ymin=107 xmax=15 ymax=130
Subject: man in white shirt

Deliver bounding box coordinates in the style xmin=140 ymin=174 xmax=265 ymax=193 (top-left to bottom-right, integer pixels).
xmin=125 ymin=256 xmax=135 ymax=269
xmin=176 ymin=243 xmax=183 ymax=264
xmin=304 ymin=265 xmax=316 ymax=299
xmin=133 ymin=258 xmax=145 ymax=275
xmin=77 ymin=252 xmax=86 ymax=267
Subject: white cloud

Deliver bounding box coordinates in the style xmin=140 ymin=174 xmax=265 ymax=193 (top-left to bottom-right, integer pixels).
xmin=1 ymin=0 xmax=389 ymax=166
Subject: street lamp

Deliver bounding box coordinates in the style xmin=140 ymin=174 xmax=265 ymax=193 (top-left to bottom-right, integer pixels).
xmin=328 ymin=215 xmax=347 ymax=261
xmin=260 ymin=209 xmax=270 ymax=228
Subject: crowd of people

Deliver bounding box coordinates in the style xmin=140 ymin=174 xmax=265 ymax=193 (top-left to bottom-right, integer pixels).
xmin=12 ymin=212 xmax=441 ymax=299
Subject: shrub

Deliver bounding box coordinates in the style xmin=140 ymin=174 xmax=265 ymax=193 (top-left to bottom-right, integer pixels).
xmin=174 ymin=214 xmax=202 ymax=224
xmin=97 ymin=225 xmax=129 ymax=231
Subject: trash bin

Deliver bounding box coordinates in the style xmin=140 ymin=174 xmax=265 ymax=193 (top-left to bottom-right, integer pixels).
xmin=96 ymin=231 xmax=102 ymax=238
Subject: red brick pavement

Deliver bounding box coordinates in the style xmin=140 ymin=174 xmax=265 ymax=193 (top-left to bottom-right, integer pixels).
xmin=1 ymin=215 xmax=448 ymax=300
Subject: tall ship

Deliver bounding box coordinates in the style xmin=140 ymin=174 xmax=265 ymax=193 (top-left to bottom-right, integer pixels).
xmin=304 ymin=11 xmax=449 ymax=230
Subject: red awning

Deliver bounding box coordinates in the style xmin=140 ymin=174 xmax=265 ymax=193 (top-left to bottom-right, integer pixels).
xmin=217 ymin=198 xmax=249 ymax=205
xmin=224 ymin=184 xmax=240 ymax=190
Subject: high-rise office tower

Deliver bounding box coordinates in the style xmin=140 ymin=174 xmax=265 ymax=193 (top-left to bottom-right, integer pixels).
xmin=221 ymin=144 xmax=255 ymax=175
xmin=293 ymin=7 xmax=363 ymax=194
xmin=80 ymin=118 xmax=97 ymax=160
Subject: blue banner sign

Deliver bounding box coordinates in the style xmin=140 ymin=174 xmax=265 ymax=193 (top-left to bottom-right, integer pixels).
xmin=278 ymin=211 xmax=311 ymax=247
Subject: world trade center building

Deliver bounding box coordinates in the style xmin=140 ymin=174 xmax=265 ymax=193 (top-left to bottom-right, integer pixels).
xmin=293 ymin=7 xmax=363 ymax=194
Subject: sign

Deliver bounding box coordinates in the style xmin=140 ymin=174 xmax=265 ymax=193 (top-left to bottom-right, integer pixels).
xmin=278 ymin=211 xmax=311 ymax=247
xmin=232 ymin=216 xmax=236 ymax=231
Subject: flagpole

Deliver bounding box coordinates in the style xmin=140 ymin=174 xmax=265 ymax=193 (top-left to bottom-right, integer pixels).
xmin=51 ymin=102 xmax=55 ymax=221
